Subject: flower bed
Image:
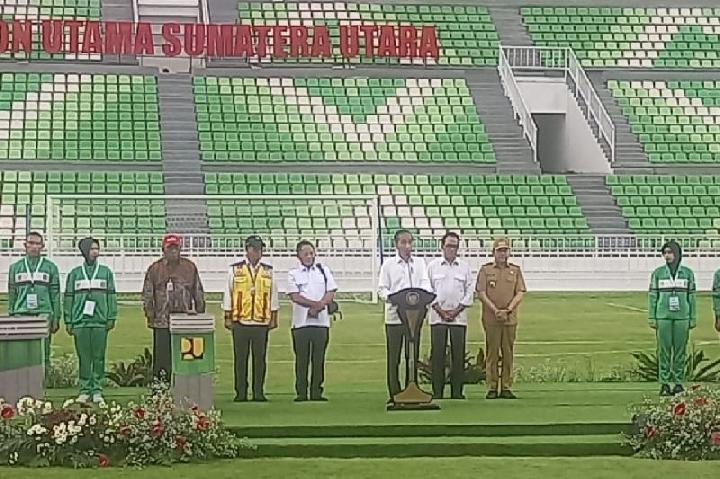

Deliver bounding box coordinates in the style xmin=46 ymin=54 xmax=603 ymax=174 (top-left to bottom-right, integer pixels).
xmin=0 ymin=382 xmax=255 ymax=467
xmin=626 ymin=384 xmax=720 ymax=460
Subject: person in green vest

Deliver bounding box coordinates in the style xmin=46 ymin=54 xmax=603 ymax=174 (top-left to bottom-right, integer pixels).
xmin=7 ymin=231 xmax=61 ymax=377
xmin=63 ymin=237 xmax=118 ymax=404
xmin=648 ymin=240 xmax=696 ymax=396
xmin=710 ymin=269 xmax=720 ymax=335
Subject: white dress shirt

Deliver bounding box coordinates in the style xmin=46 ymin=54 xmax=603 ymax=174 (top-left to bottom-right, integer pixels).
xmin=287 ymin=262 xmax=338 ymax=329
xmin=377 ymin=254 xmax=432 ymax=325
xmin=222 ymin=260 xmax=280 ymax=326
xmin=427 ymin=256 xmax=475 ymax=326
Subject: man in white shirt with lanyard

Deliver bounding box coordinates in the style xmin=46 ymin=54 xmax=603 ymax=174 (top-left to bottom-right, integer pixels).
xmin=287 ymin=240 xmax=338 ymax=402
xmin=427 ymin=232 xmax=474 ymax=400
xmin=377 ymin=229 xmax=432 ymax=404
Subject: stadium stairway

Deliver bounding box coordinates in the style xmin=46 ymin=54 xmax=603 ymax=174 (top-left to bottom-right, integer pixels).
xmin=489 ymin=7 xmax=533 ymax=46
xmin=588 ymin=72 xmax=649 ymax=170
xmin=157 ymin=73 xmax=209 ymax=234
xmin=566 ymin=175 xmax=630 ymax=235
xmin=465 ymin=70 xmax=540 ymax=174
xmin=101 ymin=0 xmax=137 ymax=65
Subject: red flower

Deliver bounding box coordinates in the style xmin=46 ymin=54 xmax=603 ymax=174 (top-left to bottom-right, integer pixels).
xmin=710 ymin=432 xmax=720 ymax=446
xmin=694 ymin=397 xmax=708 ymax=407
xmin=644 ymin=425 xmax=657 ymax=439
xmin=133 ymin=408 xmax=145 ymax=420
xmin=196 ymin=415 xmax=210 ymax=431
xmin=175 ymin=435 xmax=187 ymax=452
xmin=118 ymin=426 xmax=131 ymax=437
xmin=151 ymin=422 xmax=164 ymax=437
xmin=673 ymin=402 xmax=686 ymax=416
xmin=97 ymin=454 xmax=110 ymax=468
xmin=0 ymin=405 xmax=14 ymax=420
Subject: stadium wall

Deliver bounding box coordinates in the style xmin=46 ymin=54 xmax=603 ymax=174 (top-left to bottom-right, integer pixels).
xmin=518 ymin=77 xmax=609 ymax=173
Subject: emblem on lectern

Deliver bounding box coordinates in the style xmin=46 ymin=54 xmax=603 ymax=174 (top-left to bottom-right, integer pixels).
xmin=181 ymin=337 xmax=205 ymax=360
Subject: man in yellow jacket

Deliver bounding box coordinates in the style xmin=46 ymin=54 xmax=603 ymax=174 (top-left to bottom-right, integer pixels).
xmin=223 ymin=236 xmax=279 ymax=402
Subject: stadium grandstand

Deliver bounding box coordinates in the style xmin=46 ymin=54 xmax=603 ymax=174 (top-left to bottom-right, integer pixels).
xmin=1 ymin=0 xmax=720 ymax=295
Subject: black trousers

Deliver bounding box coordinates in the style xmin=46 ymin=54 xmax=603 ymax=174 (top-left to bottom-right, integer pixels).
xmin=430 ymin=324 xmax=467 ymax=398
xmin=232 ymin=324 xmax=269 ymax=399
xmin=291 ymin=326 xmax=329 ymax=399
xmin=385 ymin=324 xmax=421 ymax=399
xmin=153 ymin=328 xmax=172 ymax=381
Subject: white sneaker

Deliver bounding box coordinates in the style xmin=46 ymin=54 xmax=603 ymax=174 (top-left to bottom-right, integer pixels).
xmin=92 ymin=394 xmax=105 ymax=405
xmin=77 ymin=394 xmax=91 ymax=403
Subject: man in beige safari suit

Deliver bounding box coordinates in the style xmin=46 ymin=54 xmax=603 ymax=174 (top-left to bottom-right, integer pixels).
xmin=476 ymin=237 xmax=526 ymax=400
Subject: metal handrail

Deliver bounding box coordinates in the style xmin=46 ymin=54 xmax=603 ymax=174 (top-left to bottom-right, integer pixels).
xmin=498 ymin=47 xmax=538 ymax=162
xmin=501 ymin=45 xmax=616 ymax=163
xmin=567 ymin=49 xmax=616 ymax=163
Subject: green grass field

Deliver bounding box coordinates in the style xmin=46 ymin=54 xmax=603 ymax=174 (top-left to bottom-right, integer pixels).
xmin=3 ymin=292 xmax=720 ymax=475
xmin=37 ymin=292 xmax=720 ymax=395
xmin=2 ymin=457 xmax=720 ymax=478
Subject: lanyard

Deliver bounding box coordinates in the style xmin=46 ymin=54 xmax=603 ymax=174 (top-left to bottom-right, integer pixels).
xmin=24 ymin=257 xmax=44 ymax=286
xmin=82 ymin=263 xmax=100 ymax=283
xmin=246 ymin=263 xmax=259 ymax=288
xmin=665 ymin=265 xmax=678 ymax=284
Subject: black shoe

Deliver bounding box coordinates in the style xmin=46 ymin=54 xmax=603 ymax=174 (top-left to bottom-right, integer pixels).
xmin=672 ymin=384 xmax=685 ymax=395
xmin=252 ymin=395 xmax=268 ymax=402
xmin=451 ymin=394 xmax=466 ymax=400
xmin=432 ymin=394 xmax=444 ymax=400
xmin=486 ymin=390 xmax=498 ymax=399
xmin=499 ymin=390 xmax=517 ymax=400
xmin=234 ymin=395 xmax=247 ymax=402
xmin=310 ymin=396 xmax=328 ymax=402
xmin=294 ymin=396 xmax=308 ymax=402
xmin=659 ymin=384 xmax=672 ymax=396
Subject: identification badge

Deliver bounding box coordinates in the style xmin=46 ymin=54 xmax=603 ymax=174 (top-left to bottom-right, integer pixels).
xmin=26 ymin=293 xmax=38 ymax=310
xmin=83 ymin=300 xmax=96 ymax=316
xmin=166 ymin=281 xmax=174 ymax=292
xmin=668 ymin=296 xmax=680 ymax=312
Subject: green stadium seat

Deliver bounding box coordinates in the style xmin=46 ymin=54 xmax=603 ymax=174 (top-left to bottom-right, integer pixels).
xmin=523 ymin=9 xmax=720 ymax=69
xmin=610 ymin=79 xmax=720 ymax=163
xmin=0 ymin=0 xmax=102 ymax=62
xmin=235 ymin=3 xmax=498 ymax=67
xmin=0 ymin=73 xmax=161 ymax=163
xmin=203 ymin=173 xmax=591 ymax=246
xmin=193 ymin=76 xmax=495 ymax=164
xmin=0 ymin=170 xmax=165 ymax=241
xmin=608 ymin=174 xmax=720 ymax=234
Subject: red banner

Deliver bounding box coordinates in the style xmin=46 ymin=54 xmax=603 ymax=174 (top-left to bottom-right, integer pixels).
xmin=0 ymin=20 xmax=439 ymax=59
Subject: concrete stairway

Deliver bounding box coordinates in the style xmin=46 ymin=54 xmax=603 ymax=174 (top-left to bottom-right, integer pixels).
xmin=489 ymin=7 xmax=533 ymax=46
xmin=100 ymin=0 xmax=137 ymax=65
xmin=566 ymin=175 xmax=630 ymax=235
xmin=157 ymin=74 xmax=209 ymax=234
xmin=588 ymin=72 xmax=649 ymax=168
xmin=465 ymin=70 xmax=540 ymax=174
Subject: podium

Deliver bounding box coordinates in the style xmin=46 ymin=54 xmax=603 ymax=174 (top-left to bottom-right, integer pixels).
xmin=0 ymin=315 xmax=48 ymax=406
xmin=387 ymin=288 xmax=439 ymax=411
xmin=169 ymin=313 xmax=215 ymax=410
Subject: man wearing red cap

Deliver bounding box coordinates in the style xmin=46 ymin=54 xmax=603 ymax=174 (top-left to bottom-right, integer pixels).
xmin=142 ymin=234 xmax=206 ymax=380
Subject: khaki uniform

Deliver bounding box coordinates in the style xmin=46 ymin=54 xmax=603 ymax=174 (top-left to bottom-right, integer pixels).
xmin=476 ymin=261 xmax=526 ymax=392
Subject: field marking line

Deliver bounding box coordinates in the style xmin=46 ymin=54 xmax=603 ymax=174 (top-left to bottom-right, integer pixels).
xmin=606 ymin=302 xmax=647 ymax=313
